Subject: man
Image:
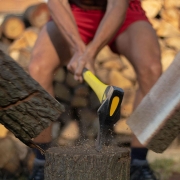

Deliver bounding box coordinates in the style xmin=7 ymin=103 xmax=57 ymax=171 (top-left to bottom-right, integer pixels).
xmin=28 ymin=0 xmax=162 ymax=179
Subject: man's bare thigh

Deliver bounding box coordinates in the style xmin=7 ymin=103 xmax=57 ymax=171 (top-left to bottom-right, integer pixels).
xmin=32 ymin=21 xmax=72 ymax=67
xmin=114 ymin=21 xmax=160 ymax=69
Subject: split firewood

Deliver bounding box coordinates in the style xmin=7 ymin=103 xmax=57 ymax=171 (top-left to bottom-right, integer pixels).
xmin=114 ymin=118 xmax=132 ymax=135
xmin=77 ymin=107 xmax=98 ymax=138
xmin=121 ymin=88 xmax=136 ymax=118
xmin=109 ymin=69 xmax=133 ymax=89
xmin=8 ymin=27 xmax=39 ymax=52
xmin=120 ymin=56 xmax=136 ymax=83
xmin=54 ymin=82 xmax=72 ymax=103
xmin=0 ymin=41 xmax=9 ymax=54
xmin=165 ymin=37 xmax=180 ymax=51
xmin=0 ymin=50 xmax=65 ymax=152
xmin=74 ymin=84 xmax=89 ymax=97
xmin=0 ymin=136 xmax=21 ymax=176
xmin=9 ymin=47 xmax=31 ymax=71
xmin=164 ymin=0 xmax=180 ymax=9
xmin=160 ymin=8 xmax=180 ymax=29
xmin=161 ymin=48 xmax=176 ymax=71
xmin=8 ymin=27 xmax=39 ymax=70
xmin=156 ymin=20 xmax=180 ymax=37
xmin=0 ymin=124 xmax=8 ymax=138
xmin=1 ymin=15 xmax=25 ymax=40
xmin=141 ymin=0 xmax=163 ymax=18
xmin=23 ymin=2 xmax=50 ymax=29
xmin=65 ymin=72 xmax=80 ymax=88
xmin=54 ymin=67 xmax=66 ymax=83
xmin=71 ymin=95 xmax=88 ymax=107
xmin=89 ymin=91 xmax=100 ymax=110
xmin=45 ymin=146 xmax=130 ymax=180
xmin=149 ymin=18 xmax=161 ymax=31
xmin=58 ymin=120 xmax=80 ymax=146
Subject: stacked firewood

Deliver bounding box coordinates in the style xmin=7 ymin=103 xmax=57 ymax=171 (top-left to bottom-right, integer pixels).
xmin=142 ymin=0 xmax=180 ymax=71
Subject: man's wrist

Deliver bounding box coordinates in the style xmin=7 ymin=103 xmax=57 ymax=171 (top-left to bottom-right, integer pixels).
xmin=74 ymin=41 xmax=86 ymax=54
xmin=86 ymin=42 xmax=99 ymax=59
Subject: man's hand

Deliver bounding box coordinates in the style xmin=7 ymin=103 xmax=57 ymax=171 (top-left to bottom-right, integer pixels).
xmin=67 ymin=47 xmax=95 ymax=83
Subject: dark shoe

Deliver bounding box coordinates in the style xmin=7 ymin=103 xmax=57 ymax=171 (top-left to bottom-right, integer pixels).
xmin=130 ymin=160 xmax=160 ymax=180
xmin=29 ymin=158 xmax=45 ymax=180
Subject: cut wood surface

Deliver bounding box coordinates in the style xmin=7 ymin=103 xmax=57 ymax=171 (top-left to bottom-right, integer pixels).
xmin=45 ymin=145 xmax=130 ymax=180
xmin=127 ymin=52 xmax=180 ymax=153
xmin=141 ymin=0 xmax=163 ymax=18
xmin=24 ymin=3 xmax=50 ymax=29
xmin=0 ymin=50 xmax=64 ymax=148
xmin=1 ymin=15 xmax=25 ymax=40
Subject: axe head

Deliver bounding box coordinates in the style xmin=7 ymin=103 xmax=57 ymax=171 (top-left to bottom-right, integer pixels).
xmin=96 ymin=86 xmax=124 ymax=151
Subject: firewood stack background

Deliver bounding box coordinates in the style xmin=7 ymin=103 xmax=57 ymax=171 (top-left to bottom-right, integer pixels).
xmin=0 ymin=0 xmax=180 ymax=178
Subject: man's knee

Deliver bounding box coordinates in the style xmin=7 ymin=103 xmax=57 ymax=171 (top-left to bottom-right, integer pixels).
xmin=28 ymin=53 xmax=50 ymax=78
xmin=136 ymin=55 xmax=162 ymax=93
xmin=137 ymin=53 xmax=162 ymax=78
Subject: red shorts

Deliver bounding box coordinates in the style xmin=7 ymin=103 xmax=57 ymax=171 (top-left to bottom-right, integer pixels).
xmin=71 ymin=0 xmax=149 ymax=51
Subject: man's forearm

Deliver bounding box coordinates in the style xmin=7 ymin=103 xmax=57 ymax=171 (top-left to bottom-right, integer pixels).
xmin=87 ymin=0 xmax=128 ymax=57
xmin=48 ymin=0 xmax=85 ymax=52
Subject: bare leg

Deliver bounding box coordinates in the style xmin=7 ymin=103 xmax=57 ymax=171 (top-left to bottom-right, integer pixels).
xmin=114 ymin=21 xmax=162 ymax=147
xmin=28 ymin=21 xmax=72 ymax=143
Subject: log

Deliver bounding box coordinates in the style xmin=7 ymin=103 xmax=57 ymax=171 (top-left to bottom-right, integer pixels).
xmin=23 ymin=3 xmax=50 ymax=29
xmin=45 ymin=146 xmax=130 ymax=180
xmin=1 ymin=15 xmax=25 ymax=40
xmin=9 ymin=47 xmax=31 ymax=71
xmin=8 ymin=27 xmax=39 ymax=52
xmin=127 ymin=52 xmax=180 ymax=153
xmin=0 ymin=50 xmax=65 ymax=150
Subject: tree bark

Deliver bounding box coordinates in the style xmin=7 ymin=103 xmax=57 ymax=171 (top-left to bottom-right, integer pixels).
xmin=45 ymin=145 xmax=130 ymax=180
xmin=0 ymin=50 xmax=65 ymax=150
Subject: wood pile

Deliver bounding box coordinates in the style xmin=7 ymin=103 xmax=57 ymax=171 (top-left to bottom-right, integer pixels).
xmin=0 ymin=0 xmax=180 ymax=177
xmin=142 ymin=0 xmax=180 ymax=71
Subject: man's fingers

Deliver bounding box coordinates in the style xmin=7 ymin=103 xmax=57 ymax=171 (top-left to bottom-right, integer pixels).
xmin=74 ymin=74 xmax=83 ymax=83
xmin=75 ymin=60 xmax=85 ymax=77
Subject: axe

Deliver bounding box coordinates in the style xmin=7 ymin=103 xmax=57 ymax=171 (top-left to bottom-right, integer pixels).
xmin=82 ymin=68 xmax=124 ymax=151
xmin=127 ymin=52 xmax=180 ymax=153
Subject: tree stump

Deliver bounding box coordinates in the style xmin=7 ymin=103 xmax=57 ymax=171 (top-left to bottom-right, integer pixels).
xmin=0 ymin=50 xmax=65 ymax=150
xmin=45 ymin=145 xmax=130 ymax=180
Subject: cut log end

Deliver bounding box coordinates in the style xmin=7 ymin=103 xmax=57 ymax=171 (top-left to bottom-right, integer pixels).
xmin=2 ymin=15 xmax=25 ymax=39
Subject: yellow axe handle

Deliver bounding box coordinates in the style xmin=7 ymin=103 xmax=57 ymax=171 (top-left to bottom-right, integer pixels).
xmin=83 ymin=68 xmax=108 ymax=103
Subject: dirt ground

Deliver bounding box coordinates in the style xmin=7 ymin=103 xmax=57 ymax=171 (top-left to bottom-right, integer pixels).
xmin=148 ymin=143 xmax=180 ymax=180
